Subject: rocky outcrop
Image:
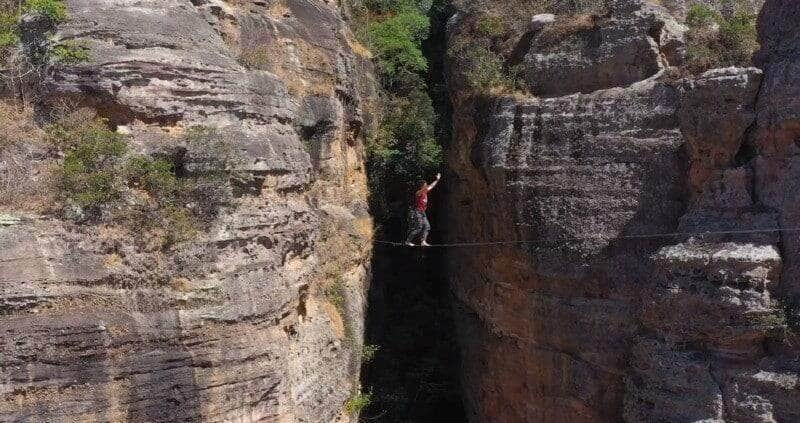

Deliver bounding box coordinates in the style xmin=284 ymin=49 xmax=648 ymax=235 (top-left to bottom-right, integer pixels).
xmin=1 ymin=1 xmax=377 ymax=422
xmin=521 ymin=1 xmax=686 ymax=96
xmin=658 ymin=0 xmax=764 ymax=19
xmin=751 ymin=0 xmax=800 ymax=301
xmin=445 ymin=0 xmax=800 ymax=421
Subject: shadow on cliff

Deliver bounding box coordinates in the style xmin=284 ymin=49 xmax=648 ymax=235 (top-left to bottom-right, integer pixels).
xmin=358 ymin=1 xmax=466 ymax=421
xmin=124 ymin=311 xmax=203 ymax=422
xmin=359 ymin=231 xmax=466 ymax=422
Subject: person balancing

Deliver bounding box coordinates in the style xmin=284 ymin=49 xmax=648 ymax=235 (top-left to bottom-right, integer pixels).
xmin=405 ymin=173 xmax=441 ymax=247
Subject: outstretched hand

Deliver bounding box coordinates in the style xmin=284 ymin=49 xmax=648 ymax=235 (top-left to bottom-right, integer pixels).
xmin=427 ymin=173 xmax=442 ymax=191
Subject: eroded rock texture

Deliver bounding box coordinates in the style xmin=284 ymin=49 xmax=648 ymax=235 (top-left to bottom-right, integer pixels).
xmin=445 ymin=0 xmax=800 ymax=421
xmin=1 ymin=1 xmax=377 ymax=422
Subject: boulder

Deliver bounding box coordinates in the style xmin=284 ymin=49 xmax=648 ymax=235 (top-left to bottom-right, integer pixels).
xmin=529 ymin=13 xmax=556 ymax=32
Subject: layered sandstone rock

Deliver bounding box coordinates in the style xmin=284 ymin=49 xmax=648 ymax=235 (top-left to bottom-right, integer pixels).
xmin=445 ymin=0 xmax=800 ymax=421
xmin=0 ymin=1 xmax=377 ymax=422
xmin=521 ymin=0 xmax=686 ymax=96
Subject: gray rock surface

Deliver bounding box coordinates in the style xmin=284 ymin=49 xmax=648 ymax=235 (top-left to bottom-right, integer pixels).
xmin=1 ymin=0 xmax=377 ymax=422
xmin=529 ymin=14 xmax=555 ymax=32
xmin=444 ymin=0 xmax=800 ymax=421
xmin=522 ymin=1 xmax=686 ymax=97
xmin=659 ymin=0 xmax=765 ymax=20
xmin=679 ymin=67 xmax=762 ymax=193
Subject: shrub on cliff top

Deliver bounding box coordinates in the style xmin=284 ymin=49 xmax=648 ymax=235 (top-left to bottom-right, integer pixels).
xmin=0 ymin=10 xmax=19 ymax=48
xmin=24 ymin=0 xmax=67 ymax=23
xmin=686 ymin=3 xmax=717 ymax=28
xmin=685 ymin=3 xmax=758 ymax=73
xmin=718 ymin=12 xmax=759 ymax=63
xmin=52 ymin=40 xmax=90 ymax=64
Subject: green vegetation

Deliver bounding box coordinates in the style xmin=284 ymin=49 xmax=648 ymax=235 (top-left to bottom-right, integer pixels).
xmin=49 ymin=112 xmax=128 ymax=208
xmin=60 ymin=134 xmax=126 ymax=208
xmin=366 ymin=89 xmax=441 ymax=222
xmin=0 ymin=10 xmax=19 ymax=48
xmin=0 ymin=0 xmax=88 ymax=85
xmin=448 ymin=31 xmax=523 ymax=92
xmin=453 ymin=42 xmax=512 ymax=90
xmin=125 ymin=156 xmax=179 ymax=200
xmin=24 ymin=0 xmax=67 ymax=23
xmin=366 ymin=4 xmax=430 ymax=88
xmin=361 ymin=344 xmax=380 ymax=363
xmin=354 ymin=0 xmax=443 ymax=226
xmin=686 ymin=3 xmax=717 ymax=28
xmin=475 ymin=15 xmax=506 ymax=38
xmin=0 ymin=0 xmax=87 ymax=61
xmin=47 ymin=110 xmax=240 ymax=246
xmin=325 ymin=273 xmax=347 ymax=314
xmin=685 ymin=3 xmax=758 ymax=73
xmin=755 ymin=310 xmax=788 ymax=331
xmin=52 ymin=40 xmax=90 ymax=64
xmin=757 ymin=302 xmax=800 ymax=341
xmin=446 ymin=1 xmax=609 ymax=92
xmin=344 ymin=390 xmax=373 ymax=415
xmin=159 ymin=205 xmax=199 ymax=245
xmin=238 ymin=48 xmax=270 ymax=70
xmin=719 ymin=11 xmax=759 ymax=63
xmin=324 ymin=271 xmax=357 ymax=343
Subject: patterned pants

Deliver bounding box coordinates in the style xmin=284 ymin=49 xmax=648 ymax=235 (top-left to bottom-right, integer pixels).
xmin=406 ymin=209 xmax=431 ymax=243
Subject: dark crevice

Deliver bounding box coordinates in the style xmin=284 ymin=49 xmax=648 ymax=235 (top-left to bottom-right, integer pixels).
xmin=359 ymin=2 xmax=466 ymax=422
xmin=508 ymin=30 xmax=536 ymax=68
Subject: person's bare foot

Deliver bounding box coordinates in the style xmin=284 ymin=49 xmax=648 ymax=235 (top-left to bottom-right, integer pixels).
xmin=421 ymin=241 xmax=431 ymax=247
xmin=406 ymin=242 xmax=416 ymax=247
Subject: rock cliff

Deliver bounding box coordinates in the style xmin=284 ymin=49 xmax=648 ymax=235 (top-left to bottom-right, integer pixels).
xmin=444 ymin=0 xmax=800 ymax=421
xmin=1 ymin=1 xmax=377 ymax=422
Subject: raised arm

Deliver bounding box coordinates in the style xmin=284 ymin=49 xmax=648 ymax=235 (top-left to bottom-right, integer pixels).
xmin=427 ymin=173 xmax=442 ymax=191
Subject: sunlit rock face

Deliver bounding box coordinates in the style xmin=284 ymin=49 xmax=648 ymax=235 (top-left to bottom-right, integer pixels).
xmin=0 ymin=1 xmax=377 ymax=421
xmin=444 ymin=0 xmax=800 ymax=421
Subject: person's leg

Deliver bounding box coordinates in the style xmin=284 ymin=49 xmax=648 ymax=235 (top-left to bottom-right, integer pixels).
xmin=420 ymin=213 xmax=431 ymax=246
xmin=405 ymin=210 xmax=421 ymax=245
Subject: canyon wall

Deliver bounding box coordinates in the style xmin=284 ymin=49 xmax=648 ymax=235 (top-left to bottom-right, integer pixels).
xmin=0 ymin=1 xmax=377 ymax=421
xmin=444 ymin=0 xmax=800 ymax=421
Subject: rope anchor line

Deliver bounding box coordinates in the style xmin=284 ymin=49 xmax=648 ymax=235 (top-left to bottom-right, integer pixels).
xmin=368 ymin=227 xmax=800 ymax=248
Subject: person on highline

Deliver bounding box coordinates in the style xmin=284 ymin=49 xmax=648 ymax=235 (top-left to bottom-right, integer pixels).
xmin=405 ymin=173 xmax=441 ymax=247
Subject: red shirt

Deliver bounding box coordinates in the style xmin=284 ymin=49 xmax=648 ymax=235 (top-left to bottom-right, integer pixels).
xmin=415 ymin=189 xmax=429 ymax=212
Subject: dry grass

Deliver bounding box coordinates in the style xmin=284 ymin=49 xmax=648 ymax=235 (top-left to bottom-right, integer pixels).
xmin=0 ymin=101 xmax=55 ymax=212
xmin=456 ymin=0 xmax=606 ymax=34
xmin=238 ymin=47 xmax=271 ymax=70
xmin=169 ymin=277 xmax=192 ymax=292
xmin=537 ymin=14 xmax=600 ymax=47
xmin=239 ymin=37 xmax=336 ymax=97
xmin=103 ymin=253 xmax=124 ymax=269
xmin=0 ymin=101 xmax=41 ymax=147
xmin=345 ymin=30 xmax=373 ymax=59
xmin=267 ymin=0 xmax=291 ymax=19
xmin=353 ymin=216 xmax=374 ymax=242
xmin=448 ymin=0 xmax=609 ymax=95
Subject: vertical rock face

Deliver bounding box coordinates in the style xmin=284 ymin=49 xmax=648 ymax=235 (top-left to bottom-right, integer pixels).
xmin=445 ymin=0 xmax=800 ymax=421
xmin=1 ymin=1 xmax=377 ymax=422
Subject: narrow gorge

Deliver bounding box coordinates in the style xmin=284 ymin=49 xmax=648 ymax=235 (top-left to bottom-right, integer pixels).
xmin=1 ymin=0 xmax=800 ymax=422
